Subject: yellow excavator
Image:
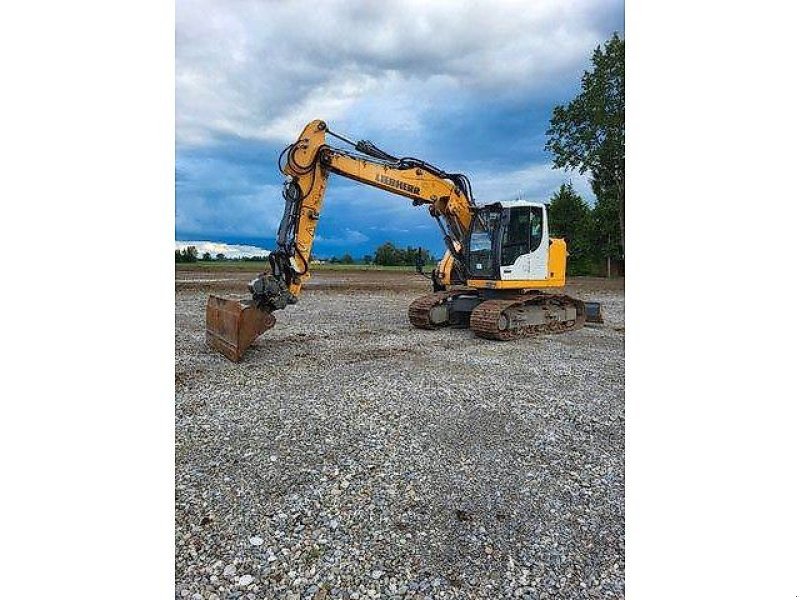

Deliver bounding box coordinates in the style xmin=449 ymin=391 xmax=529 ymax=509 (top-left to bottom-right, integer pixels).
xmin=206 ymin=119 xmax=601 ymax=361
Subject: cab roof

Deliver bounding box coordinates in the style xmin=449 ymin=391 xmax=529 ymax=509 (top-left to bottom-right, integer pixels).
xmin=476 ymin=200 xmax=547 ymax=210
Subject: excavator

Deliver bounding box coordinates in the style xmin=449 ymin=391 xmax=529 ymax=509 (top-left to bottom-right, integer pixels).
xmin=206 ymin=119 xmax=601 ymax=361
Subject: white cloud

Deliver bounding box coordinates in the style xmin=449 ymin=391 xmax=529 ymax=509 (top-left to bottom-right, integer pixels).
xmin=176 ymin=0 xmax=621 ymax=145
xmin=471 ymin=161 xmax=595 ymax=204
xmin=175 ymin=240 xmax=270 ymax=258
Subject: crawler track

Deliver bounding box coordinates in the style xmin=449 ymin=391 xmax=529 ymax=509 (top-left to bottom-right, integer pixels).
xmin=470 ymin=293 xmax=586 ymax=340
xmin=408 ymin=290 xmax=465 ymax=329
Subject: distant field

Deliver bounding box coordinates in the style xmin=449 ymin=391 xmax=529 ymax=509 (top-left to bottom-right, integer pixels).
xmin=176 ymin=261 xmax=427 ymax=272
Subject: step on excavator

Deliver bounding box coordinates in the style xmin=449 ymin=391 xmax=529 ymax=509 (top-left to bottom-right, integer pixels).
xmin=206 ymin=120 xmax=602 ymax=361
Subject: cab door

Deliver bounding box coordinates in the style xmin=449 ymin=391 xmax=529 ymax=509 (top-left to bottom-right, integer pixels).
xmin=499 ymin=206 xmax=548 ymax=281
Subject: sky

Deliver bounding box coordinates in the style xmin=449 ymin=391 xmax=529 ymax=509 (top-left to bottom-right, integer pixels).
xmin=176 ymin=0 xmax=624 ymax=258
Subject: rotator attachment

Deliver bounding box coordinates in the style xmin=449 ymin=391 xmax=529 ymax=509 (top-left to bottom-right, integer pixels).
xmin=248 ymin=271 xmax=297 ymax=312
xmin=205 ymin=295 xmax=277 ymax=362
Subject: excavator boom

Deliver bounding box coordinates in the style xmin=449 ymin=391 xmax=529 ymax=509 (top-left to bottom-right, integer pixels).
xmin=205 ymin=120 xmax=474 ymax=361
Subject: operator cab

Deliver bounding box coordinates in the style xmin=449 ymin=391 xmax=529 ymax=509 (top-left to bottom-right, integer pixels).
xmin=466 ymin=200 xmax=549 ymax=281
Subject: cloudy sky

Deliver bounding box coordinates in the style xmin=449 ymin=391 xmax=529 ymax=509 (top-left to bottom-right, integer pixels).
xmin=176 ymin=0 xmax=624 ymax=258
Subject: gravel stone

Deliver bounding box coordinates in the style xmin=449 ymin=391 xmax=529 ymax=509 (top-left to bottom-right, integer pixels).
xmin=176 ymin=270 xmax=624 ymax=599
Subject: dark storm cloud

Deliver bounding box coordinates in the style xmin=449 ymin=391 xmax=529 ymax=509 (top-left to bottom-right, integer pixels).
xmin=176 ymin=0 xmax=624 ymax=254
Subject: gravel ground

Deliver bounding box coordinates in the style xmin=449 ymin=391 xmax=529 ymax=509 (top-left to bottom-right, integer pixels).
xmin=176 ymin=271 xmax=624 ymax=599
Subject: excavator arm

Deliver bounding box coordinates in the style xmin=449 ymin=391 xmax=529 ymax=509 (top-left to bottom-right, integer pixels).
xmin=249 ymin=119 xmax=475 ymax=312
xmin=206 ymin=119 xmax=476 ymax=360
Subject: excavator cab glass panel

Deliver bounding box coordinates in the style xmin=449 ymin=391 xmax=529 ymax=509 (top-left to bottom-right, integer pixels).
xmin=501 ymin=207 xmax=532 ymax=266
xmin=530 ymin=207 xmax=543 ymax=251
xmin=466 ymin=206 xmax=501 ymax=279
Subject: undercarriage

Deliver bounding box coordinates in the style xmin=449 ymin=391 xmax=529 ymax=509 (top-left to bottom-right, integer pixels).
xmin=409 ymin=289 xmax=600 ymax=340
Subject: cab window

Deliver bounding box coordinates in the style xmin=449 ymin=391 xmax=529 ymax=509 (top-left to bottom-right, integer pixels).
xmin=530 ymin=206 xmax=543 ymax=252
xmin=501 ymin=207 xmax=531 ymax=266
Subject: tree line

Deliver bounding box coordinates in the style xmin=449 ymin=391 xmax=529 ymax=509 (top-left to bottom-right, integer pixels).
xmin=547 ymin=183 xmax=619 ymax=275
xmin=372 ymin=243 xmax=434 ymax=266
xmin=174 ymin=247 xmax=268 ymax=263
xmin=174 ymin=243 xmax=433 ymax=266
xmin=316 ymin=243 xmax=435 ymax=266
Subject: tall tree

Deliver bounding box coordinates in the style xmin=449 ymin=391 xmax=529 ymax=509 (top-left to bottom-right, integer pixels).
xmin=591 ymin=189 xmax=623 ymax=264
xmin=548 ymin=183 xmax=595 ymax=274
xmin=546 ymin=32 xmax=624 ymax=254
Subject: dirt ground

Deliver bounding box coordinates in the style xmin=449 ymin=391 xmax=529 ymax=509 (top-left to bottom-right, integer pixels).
xmin=176 ymin=268 xmax=624 ymax=599
xmin=175 ymin=268 xmax=625 ymax=296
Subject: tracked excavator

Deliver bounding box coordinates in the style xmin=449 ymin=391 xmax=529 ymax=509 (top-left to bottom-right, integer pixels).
xmin=206 ymin=120 xmax=601 ymax=361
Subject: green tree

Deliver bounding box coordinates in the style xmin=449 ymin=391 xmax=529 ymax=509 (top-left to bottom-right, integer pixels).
xmin=591 ymin=194 xmax=623 ymax=264
xmin=341 ymin=253 xmax=354 ymax=264
xmin=374 ymin=242 xmax=400 ymax=266
xmin=201 ymin=251 xmax=212 ymax=261
xmin=546 ymin=32 xmax=624 ymax=254
xmin=180 ymin=246 xmax=198 ymax=263
xmin=175 ymin=249 xmax=183 ymax=263
xmin=362 ymin=254 xmax=373 ymax=265
xmin=548 ymin=183 xmax=595 ymax=274
xmin=216 ymin=253 xmax=225 ymax=261
xmin=409 ymin=246 xmax=434 ymax=266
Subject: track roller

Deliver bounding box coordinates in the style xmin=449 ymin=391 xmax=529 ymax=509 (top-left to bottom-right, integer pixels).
xmin=469 ymin=293 xmax=586 ymax=340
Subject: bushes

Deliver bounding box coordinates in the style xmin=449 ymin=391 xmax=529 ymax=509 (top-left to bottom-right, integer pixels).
xmin=548 ymin=183 xmax=623 ymax=276
xmin=373 ymin=242 xmax=434 ymax=266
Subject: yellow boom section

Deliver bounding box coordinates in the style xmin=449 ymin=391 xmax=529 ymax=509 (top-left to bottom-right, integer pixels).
xmin=324 ymin=153 xmax=473 ymax=234
xmin=280 ymin=120 xmax=473 ymax=298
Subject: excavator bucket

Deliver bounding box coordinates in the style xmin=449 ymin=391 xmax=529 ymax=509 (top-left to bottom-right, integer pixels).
xmin=205 ymin=295 xmax=277 ymax=362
